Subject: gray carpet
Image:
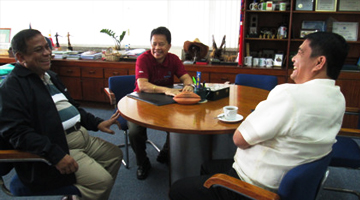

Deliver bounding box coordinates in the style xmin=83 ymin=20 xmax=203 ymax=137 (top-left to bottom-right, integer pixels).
xmin=1 ymin=102 xmax=359 ymax=200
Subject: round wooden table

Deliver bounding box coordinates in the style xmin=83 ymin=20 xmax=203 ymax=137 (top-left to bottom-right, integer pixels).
xmin=118 ymin=84 xmax=269 ymax=184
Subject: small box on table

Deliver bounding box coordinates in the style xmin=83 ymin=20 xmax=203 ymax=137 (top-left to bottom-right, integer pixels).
xmin=206 ymin=84 xmax=230 ymax=101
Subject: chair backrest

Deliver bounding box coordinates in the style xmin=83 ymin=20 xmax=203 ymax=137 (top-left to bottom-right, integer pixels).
xmin=357 ymin=111 xmax=360 ymax=129
xmin=108 ymin=75 xmax=136 ymax=102
xmin=234 ymin=74 xmax=278 ymax=91
xmin=278 ymin=153 xmax=332 ymax=200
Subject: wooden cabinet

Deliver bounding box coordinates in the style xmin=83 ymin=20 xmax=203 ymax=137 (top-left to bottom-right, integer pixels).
xmin=241 ymin=0 xmax=360 ymax=68
xmin=50 ymin=60 xmax=136 ymax=103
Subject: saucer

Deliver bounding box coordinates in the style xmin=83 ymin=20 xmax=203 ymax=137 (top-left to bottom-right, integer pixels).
xmin=198 ymin=99 xmax=208 ymax=103
xmin=217 ymin=113 xmax=243 ymax=123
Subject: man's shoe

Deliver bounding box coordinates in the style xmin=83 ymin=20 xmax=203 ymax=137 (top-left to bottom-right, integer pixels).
xmin=137 ymin=159 xmax=151 ymax=180
xmin=156 ymin=149 xmax=169 ymax=164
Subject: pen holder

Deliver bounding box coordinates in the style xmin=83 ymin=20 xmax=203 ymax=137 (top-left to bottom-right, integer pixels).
xmin=194 ymin=87 xmax=211 ymax=102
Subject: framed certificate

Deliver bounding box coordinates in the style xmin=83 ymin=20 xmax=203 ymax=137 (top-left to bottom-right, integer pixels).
xmin=296 ymin=0 xmax=314 ymax=11
xmin=315 ymin=0 xmax=337 ymax=11
xmin=339 ymin=0 xmax=360 ymax=11
xmin=332 ymin=22 xmax=359 ymax=41
xmin=0 ymin=28 xmax=11 ymax=43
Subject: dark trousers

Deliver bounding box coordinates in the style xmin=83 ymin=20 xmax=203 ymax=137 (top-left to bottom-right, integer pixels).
xmin=127 ymin=121 xmax=169 ymax=165
xmin=169 ymin=159 xmax=249 ymax=200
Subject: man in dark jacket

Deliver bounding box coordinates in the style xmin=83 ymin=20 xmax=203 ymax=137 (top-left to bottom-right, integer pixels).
xmin=0 ymin=29 xmax=122 ymax=200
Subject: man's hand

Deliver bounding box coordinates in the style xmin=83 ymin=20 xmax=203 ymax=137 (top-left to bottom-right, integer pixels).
xmin=56 ymin=154 xmax=79 ymax=174
xmin=165 ymin=88 xmax=182 ymax=96
xmin=182 ymin=85 xmax=194 ymax=92
xmin=97 ymin=110 xmax=121 ymax=134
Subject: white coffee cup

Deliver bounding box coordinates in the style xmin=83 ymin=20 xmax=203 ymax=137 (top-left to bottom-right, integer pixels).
xmin=244 ymin=56 xmax=253 ymax=67
xmin=259 ymin=58 xmax=266 ymax=67
xmin=266 ymin=1 xmax=273 ymax=11
xmin=249 ymin=2 xmax=258 ymax=10
xmin=253 ymin=57 xmax=259 ymax=67
xmin=279 ymin=2 xmax=286 ymax=11
xmin=223 ymin=106 xmax=238 ymax=120
xmin=266 ymin=58 xmax=274 ymax=68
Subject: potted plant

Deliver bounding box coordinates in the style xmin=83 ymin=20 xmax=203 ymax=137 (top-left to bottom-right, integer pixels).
xmin=100 ymin=29 xmax=126 ymax=50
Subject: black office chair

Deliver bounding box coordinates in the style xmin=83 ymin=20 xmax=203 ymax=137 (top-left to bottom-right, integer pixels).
xmin=204 ymin=153 xmax=332 ymax=200
xmin=235 ymin=73 xmax=278 ymax=91
xmin=107 ymin=75 xmax=160 ymax=168
xmin=324 ymin=107 xmax=360 ymax=199
xmin=0 ymin=149 xmax=81 ymax=198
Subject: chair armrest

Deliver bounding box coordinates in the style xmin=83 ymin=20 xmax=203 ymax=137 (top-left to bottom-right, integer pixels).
xmin=104 ymin=88 xmax=116 ymax=105
xmin=0 ymin=150 xmax=51 ymax=165
xmin=338 ymin=128 xmax=360 ymax=138
xmin=203 ymin=173 xmax=280 ymax=200
xmin=346 ymin=107 xmax=360 ymax=114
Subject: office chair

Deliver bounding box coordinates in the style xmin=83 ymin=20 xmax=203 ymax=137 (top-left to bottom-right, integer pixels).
xmin=0 ymin=149 xmax=81 ymax=198
xmin=107 ymin=75 xmax=160 ymax=168
xmin=323 ymin=107 xmax=360 ymax=199
xmin=234 ymin=73 xmax=278 ymax=91
xmin=204 ymin=153 xmax=332 ymax=200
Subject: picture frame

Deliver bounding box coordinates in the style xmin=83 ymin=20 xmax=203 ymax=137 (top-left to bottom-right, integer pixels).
xmin=300 ymin=29 xmax=319 ymax=38
xmin=339 ymin=0 xmax=360 ymax=11
xmin=0 ymin=28 xmax=11 ymax=43
xmin=301 ymin=21 xmax=326 ymax=32
xmin=332 ymin=22 xmax=359 ymax=41
xmin=295 ymin=0 xmax=314 ymax=11
xmin=274 ymin=54 xmax=283 ymax=67
xmin=315 ymin=0 xmax=337 ymax=11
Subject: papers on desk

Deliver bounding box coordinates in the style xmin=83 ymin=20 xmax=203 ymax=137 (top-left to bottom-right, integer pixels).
xmin=127 ymin=92 xmax=176 ymax=106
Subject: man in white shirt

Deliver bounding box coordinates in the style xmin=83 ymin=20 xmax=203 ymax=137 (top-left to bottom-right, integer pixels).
xmin=169 ymin=32 xmax=349 ymax=200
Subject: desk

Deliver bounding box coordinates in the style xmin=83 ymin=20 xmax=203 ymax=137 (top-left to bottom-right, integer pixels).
xmin=118 ymin=85 xmax=269 ymax=184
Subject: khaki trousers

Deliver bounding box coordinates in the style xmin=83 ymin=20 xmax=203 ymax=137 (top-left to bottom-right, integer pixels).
xmin=66 ymin=127 xmax=123 ymax=200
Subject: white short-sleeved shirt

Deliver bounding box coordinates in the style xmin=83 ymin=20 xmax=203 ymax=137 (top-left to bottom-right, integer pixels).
xmin=232 ymin=79 xmax=345 ymax=192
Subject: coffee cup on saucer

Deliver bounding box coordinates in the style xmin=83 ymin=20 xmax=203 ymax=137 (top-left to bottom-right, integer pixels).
xmin=223 ymin=106 xmax=238 ymax=120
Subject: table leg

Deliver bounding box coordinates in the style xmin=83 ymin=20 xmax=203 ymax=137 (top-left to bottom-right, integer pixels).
xmin=169 ymin=132 xmax=236 ymax=185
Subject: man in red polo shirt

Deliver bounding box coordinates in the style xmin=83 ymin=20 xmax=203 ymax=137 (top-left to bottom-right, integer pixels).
xmin=130 ymin=26 xmax=193 ymax=180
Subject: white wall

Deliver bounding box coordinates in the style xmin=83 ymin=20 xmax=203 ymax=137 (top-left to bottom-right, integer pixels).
xmin=0 ymin=0 xmax=240 ymax=55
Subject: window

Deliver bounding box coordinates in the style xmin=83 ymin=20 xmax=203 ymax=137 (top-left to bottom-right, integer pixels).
xmin=0 ymin=0 xmax=240 ymax=51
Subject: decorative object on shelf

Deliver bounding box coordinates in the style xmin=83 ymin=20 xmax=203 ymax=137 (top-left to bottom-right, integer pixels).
xmin=300 ymin=29 xmax=318 ymax=38
xmin=244 ymin=56 xmax=253 ymax=67
xmin=315 ymin=0 xmax=337 ymax=11
xmin=332 ymin=22 xmax=359 ymax=41
xmin=104 ymin=47 xmax=122 ymax=62
xmin=100 ymin=29 xmax=126 ymax=50
xmin=277 ymin=25 xmax=287 ymax=39
xmin=54 ymin=32 xmax=61 ymax=50
xmin=249 ymin=14 xmax=259 ymax=37
xmin=266 ymin=1 xmax=273 ymax=11
xmin=183 ymin=38 xmax=209 ymax=62
xmin=295 ymin=0 xmax=313 ymax=10
xmin=279 ymin=2 xmax=287 ymax=11
xmin=249 ymin=0 xmax=259 ymax=10
xmin=265 ymin=58 xmax=273 ymax=68
xmin=339 ymin=0 xmax=360 ymax=11
xmin=210 ymin=35 xmax=226 ymax=61
xmin=67 ymin=32 xmax=73 ymax=51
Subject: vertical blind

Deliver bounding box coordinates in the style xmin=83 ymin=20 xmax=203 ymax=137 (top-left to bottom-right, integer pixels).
xmin=0 ymin=0 xmax=240 ymax=50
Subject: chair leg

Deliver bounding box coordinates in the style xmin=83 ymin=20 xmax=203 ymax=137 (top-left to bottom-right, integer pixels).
xmin=323 ymin=187 xmax=360 ymax=200
xmin=146 ymin=140 xmax=160 ymax=152
xmin=0 ymin=177 xmax=12 ymax=196
xmin=117 ymin=130 xmax=130 ymax=169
